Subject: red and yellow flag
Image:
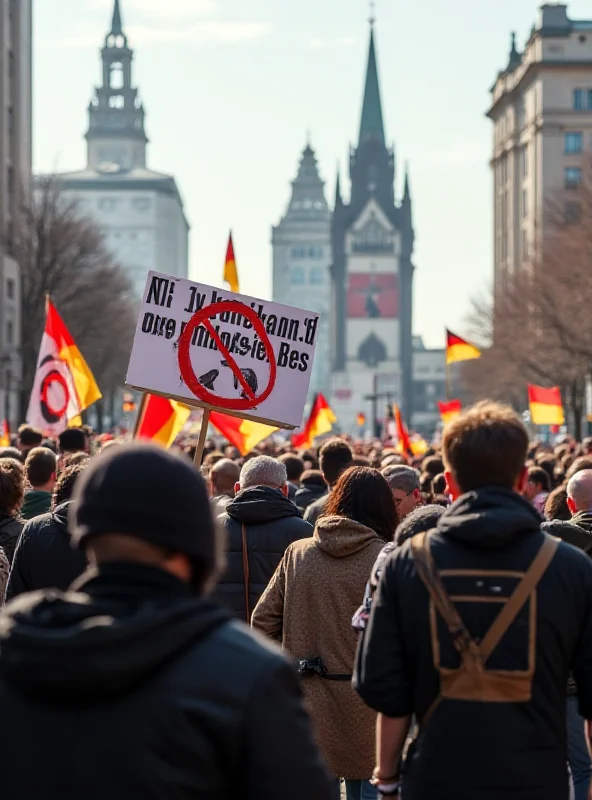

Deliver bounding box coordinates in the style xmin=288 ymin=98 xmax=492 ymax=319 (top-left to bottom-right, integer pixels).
xmin=135 ymin=393 xmax=191 ymax=448
xmin=393 ymin=404 xmax=412 ymax=456
xmin=356 ymin=412 xmax=366 ymax=427
xmin=438 ymin=399 xmax=462 ymax=425
xmin=27 ymin=299 xmax=101 ymax=435
xmin=0 ymin=420 xmax=10 ymax=448
xmin=223 ymin=232 xmax=239 ymax=294
xmin=292 ymin=393 xmax=337 ymax=449
xmin=528 ymin=385 xmax=564 ymax=426
xmin=446 ymin=329 xmax=481 ymax=365
xmin=209 ymin=411 xmax=277 ymax=456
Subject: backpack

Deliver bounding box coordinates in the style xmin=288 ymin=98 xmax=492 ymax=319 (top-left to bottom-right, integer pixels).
xmin=410 ymin=530 xmax=559 ymax=726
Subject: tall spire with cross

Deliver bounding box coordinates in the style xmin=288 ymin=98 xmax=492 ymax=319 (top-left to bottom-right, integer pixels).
xmin=86 ymin=0 xmax=148 ymax=171
xmin=358 ymin=12 xmax=386 ymax=147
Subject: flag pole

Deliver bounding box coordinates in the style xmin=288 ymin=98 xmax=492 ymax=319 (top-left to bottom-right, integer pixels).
xmin=132 ymin=393 xmax=148 ymax=438
xmin=193 ymin=408 xmax=211 ymax=468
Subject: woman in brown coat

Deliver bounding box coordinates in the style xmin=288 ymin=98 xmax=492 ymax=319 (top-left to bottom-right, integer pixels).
xmin=252 ymin=467 xmax=398 ymax=800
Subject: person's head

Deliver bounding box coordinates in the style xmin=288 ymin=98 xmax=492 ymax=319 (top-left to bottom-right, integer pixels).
xmin=325 ymin=466 xmax=398 ymax=541
xmin=61 ymin=452 xmax=91 ymax=469
xmin=0 ymin=458 xmax=24 ymax=516
xmin=381 ymin=453 xmax=405 ymax=469
xmin=567 ymin=469 xmax=592 ymax=516
xmin=544 ymin=486 xmax=571 ymax=521
xmin=535 ymin=456 xmax=556 ymax=490
xmin=523 ymin=466 xmax=552 ymax=502
xmin=41 ymin=438 xmax=58 ymax=454
xmin=58 ymin=428 xmax=88 ymax=459
xmin=203 ymin=451 xmax=225 ymax=468
xmin=16 ymin=425 xmax=43 ymax=456
xmin=319 ymin=439 xmax=354 ymax=487
xmin=238 ymin=455 xmax=288 ymax=494
xmin=278 ymin=454 xmax=305 ymax=484
xmin=24 ymin=447 xmax=58 ymax=492
xmin=432 ymin=473 xmax=447 ymax=496
xmin=210 ymin=458 xmax=240 ymax=498
xmin=71 ymin=443 xmax=220 ymax=595
xmin=566 ymin=456 xmax=592 ymax=483
xmin=421 ymin=455 xmax=445 ymax=481
xmin=395 ymin=504 xmax=446 ymax=547
xmin=0 ymin=446 xmax=23 ymax=463
xmin=299 ymin=469 xmax=325 ymax=487
xmin=442 ymin=400 xmax=529 ymax=499
xmin=582 ymin=437 xmax=592 ymax=455
xmin=52 ymin=462 xmax=90 ymax=509
xmin=381 ymin=464 xmax=422 ymax=520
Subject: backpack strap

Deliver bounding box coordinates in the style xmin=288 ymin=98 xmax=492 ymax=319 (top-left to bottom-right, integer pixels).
xmin=479 ymin=534 xmax=559 ymax=662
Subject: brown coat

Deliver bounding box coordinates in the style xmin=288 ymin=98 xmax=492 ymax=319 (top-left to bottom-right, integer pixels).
xmin=252 ymin=515 xmax=385 ymax=779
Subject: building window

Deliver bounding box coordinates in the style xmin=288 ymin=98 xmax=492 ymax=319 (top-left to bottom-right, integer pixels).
xmin=520 ymin=144 xmax=528 ymax=178
xmin=109 ymin=95 xmax=124 ymax=109
xmin=310 ymin=267 xmax=324 ymax=284
xmin=6 ymin=321 xmax=13 ymax=346
xmin=6 ymin=279 xmax=14 ymax=300
xmin=291 ymin=267 xmax=305 ymax=285
xmin=99 ymin=198 xmax=116 ymax=211
xmin=133 ymin=198 xmax=151 ymax=211
xmin=522 ymin=188 xmax=528 ymax=218
xmin=565 ymin=167 xmax=582 ymax=189
xmin=575 ymin=89 xmax=584 ymax=110
xmin=565 ymin=201 xmax=582 ymax=223
xmin=565 ymin=132 xmax=583 ymax=153
xmin=109 ymin=63 xmax=124 ymax=90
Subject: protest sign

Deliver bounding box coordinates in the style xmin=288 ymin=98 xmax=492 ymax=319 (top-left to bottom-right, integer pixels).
xmin=126 ymin=272 xmax=321 ymax=429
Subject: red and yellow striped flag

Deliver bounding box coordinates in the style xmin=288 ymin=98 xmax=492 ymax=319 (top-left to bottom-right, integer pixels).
xmin=209 ymin=411 xmax=277 ymax=456
xmin=135 ymin=394 xmax=191 ymax=448
xmin=438 ymin=399 xmax=462 ymax=425
xmin=292 ymin=394 xmax=337 ymax=449
xmin=446 ymin=329 xmax=481 ymax=365
xmin=528 ymin=385 xmax=564 ymax=426
xmin=0 ymin=420 xmax=10 ymax=447
xmin=223 ymin=232 xmax=239 ymax=294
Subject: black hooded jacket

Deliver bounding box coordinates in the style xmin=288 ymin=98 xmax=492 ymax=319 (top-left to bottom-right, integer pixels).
xmin=0 ymin=563 xmax=332 ymax=800
xmin=294 ymin=483 xmax=327 ymax=514
xmin=5 ymin=501 xmax=87 ymax=601
xmin=543 ymin=511 xmax=592 ymax=555
xmin=0 ymin=513 xmax=23 ymax=565
xmin=214 ymin=486 xmax=312 ymax=621
xmin=355 ymin=487 xmax=592 ymax=800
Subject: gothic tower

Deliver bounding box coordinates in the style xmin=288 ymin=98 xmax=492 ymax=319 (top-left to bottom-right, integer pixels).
xmin=331 ymin=20 xmax=414 ymax=430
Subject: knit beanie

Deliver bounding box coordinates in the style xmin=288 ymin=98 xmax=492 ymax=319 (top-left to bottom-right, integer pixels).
xmin=70 ymin=442 xmax=215 ymax=568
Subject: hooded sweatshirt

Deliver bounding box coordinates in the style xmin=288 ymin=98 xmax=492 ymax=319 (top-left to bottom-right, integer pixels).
xmin=0 ymin=562 xmax=333 ymax=800
xmin=252 ymin=515 xmax=386 ymax=779
xmin=355 ymin=486 xmax=592 ymax=800
xmin=213 ymin=486 xmax=312 ymax=621
xmin=20 ymin=489 xmax=52 ymax=521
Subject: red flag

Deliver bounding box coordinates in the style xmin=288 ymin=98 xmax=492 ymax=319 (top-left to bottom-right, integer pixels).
xmin=438 ymin=399 xmax=462 ymax=425
xmin=394 ymin=404 xmax=412 ymax=456
xmin=0 ymin=419 xmax=9 ymax=448
xmin=292 ymin=394 xmax=336 ymax=449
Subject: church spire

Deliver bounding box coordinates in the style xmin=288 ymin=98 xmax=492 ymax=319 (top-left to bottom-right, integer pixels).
xmin=403 ymin=163 xmax=411 ymax=203
xmin=358 ymin=23 xmax=386 ymax=147
xmin=110 ymin=0 xmax=123 ymax=37
xmin=334 ymin=167 xmax=343 ymax=209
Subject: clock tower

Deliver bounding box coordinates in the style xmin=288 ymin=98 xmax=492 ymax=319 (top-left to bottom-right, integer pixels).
xmin=86 ymin=0 xmax=148 ymax=172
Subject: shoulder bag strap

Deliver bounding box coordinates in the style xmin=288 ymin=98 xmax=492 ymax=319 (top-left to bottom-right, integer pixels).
xmin=241 ymin=523 xmax=251 ymax=623
xmin=479 ymin=535 xmax=559 ymax=662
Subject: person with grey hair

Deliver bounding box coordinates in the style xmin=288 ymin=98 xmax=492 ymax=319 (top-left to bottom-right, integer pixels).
xmin=381 ymin=464 xmax=423 ymax=520
xmin=214 ymin=456 xmax=312 ymax=621
xmin=208 ymin=458 xmax=240 ymax=516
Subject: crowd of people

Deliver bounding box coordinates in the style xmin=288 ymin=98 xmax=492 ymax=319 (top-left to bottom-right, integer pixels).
xmin=0 ymin=406 xmax=592 ymax=798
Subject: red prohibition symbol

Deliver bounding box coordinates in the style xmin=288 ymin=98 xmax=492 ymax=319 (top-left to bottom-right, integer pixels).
xmin=40 ymin=369 xmax=70 ymax=419
xmin=177 ymin=300 xmax=277 ymax=411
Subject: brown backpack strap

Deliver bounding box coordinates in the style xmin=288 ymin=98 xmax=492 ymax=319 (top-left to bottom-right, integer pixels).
xmin=479 ymin=535 xmax=559 ymax=662
xmin=411 ymin=531 xmax=479 ymax=661
xmin=241 ymin=524 xmax=250 ymax=623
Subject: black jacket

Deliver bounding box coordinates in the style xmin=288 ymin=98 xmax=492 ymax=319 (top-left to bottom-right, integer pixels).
xmin=294 ymin=483 xmax=327 ymax=514
xmin=0 ymin=514 xmax=23 ymax=565
xmin=0 ymin=563 xmax=331 ymax=800
xmin=5 ymin=502 xmax=87 ymax=601
xmin=304 ymin=493 xmax=330 ymax=526
xmin=543 ymin=512 xmax=592 ymax=555
xmin=214 ymin=486 xmax=312 ymax=621
xmin=355 ymin=487 xmax=592 ymax=800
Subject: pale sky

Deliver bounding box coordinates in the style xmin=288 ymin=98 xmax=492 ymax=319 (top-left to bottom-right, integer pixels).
xmin=33 ymin=0 xmax=592 ymax=349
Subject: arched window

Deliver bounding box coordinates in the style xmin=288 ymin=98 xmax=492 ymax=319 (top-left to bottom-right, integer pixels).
xmin=110 ymin=63 xmax=124 ymax=90
xmin=291 ymin=267 xmax=305 ymax=285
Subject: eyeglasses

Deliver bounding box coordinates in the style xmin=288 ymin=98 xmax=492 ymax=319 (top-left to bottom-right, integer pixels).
xmin=394 ymin=489 xmax=414 ymax=507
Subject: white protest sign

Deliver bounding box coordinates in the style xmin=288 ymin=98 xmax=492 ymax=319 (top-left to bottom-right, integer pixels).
xmin=126 ymin=271 xmax=320 ymax=429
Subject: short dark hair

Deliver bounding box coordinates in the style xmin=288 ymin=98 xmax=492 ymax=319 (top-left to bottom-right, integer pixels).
xmin=544 ymin=486 xmax=571 ymax=521
xmin=566 ymin=456 xmax=592 ymax=483
xmin=527 ymin=466 xmax=551 ymax=493
xmin=421 ymin=456 xmax=445 ymax=480
xmin=442 ymin=400 xmax=528 ymax=492
xmin=0 ymin=447 xmax=23 ymax=463
xmin=25 ymin=447 xmax=57 ymax=488
xmin=0 ymin=459 xmax=24 ymax=514
xmin=58 ymin=428 xmax=87 ymax=454
xmin=395 ymin=504 xmax=445 ymax=547
xmin=432 ymin=473 xmax=447 ymax=495
xmin=278 ymin=454 xmax=305 ymax=482
xmin=17 ymin=425 xmax=43 ymax=448
xmin=325 ymin=466 xmax=398 ymax=541
xmin=319 ymin=439 xmax=353 ymax=486
xmin=53 ymin=463 xmax=89 ymax=508
xmin=300 ymin=469 xmax=325 ymax=487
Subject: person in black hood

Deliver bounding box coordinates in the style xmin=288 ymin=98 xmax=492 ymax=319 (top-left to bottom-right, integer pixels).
xmin=355 ymin=401 xmax=592 ymax=800
xmin=214 ymin=455 xmax=312 ymax=622
xmin=5 ymin=462 xmax=89 ymax=601
xmin=0 ymin=442 xmax=332 ymax=800
xmin=0 ymin=458 xmax=24 ymax=564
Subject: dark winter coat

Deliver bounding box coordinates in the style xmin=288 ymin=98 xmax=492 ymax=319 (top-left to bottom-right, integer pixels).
xmin=0 ymin=563 xmax=332 ymax=800
xmin=294 ymin=483 xmax=327 ymax=514
xmin=304 ymin=493 xmax=330 ymax=526
xmin=20 ymin=490 xmax=52 ymax=521
xmin=5 ymin=502 xmax=87 ymax=601
xmin=214 ymin=486 xmax=312 ymax=621
xmin=355 ymin=487 xmax=592 ymax=800
xmin=0 ymin=514 xmax=23 ymax=565
xmin=543 ymin=512 xmax=592 ymax=555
